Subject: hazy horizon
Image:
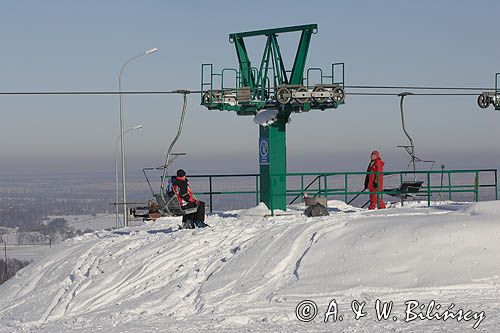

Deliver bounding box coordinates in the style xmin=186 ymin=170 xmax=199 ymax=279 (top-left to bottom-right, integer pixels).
xmin=0 ymin=0 xmax=499 ymax=178
xmin=0 ymin=148 xmax=498 ymax=177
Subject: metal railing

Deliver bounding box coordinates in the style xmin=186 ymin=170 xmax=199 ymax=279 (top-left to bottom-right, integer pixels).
xmin=182 ymin=169 xmax=498 ymax=213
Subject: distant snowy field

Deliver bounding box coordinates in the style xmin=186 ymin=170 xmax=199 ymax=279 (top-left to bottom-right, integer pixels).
xmin=4 ymin=214 xmax=119 ymax=262
xmin=0 ymin=200 xmax=499 ymax=332
xmin=47 ymin=214 xmax=118 ymax=230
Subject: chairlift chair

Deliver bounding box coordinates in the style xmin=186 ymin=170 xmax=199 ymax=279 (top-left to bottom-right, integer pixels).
xmin=130 ymin=91 xmax=198 ymax=221
xmin=154 ymin=190 xmax=198 ymax=217
xmin=131 ymin=156 xmax=199 ymax=220
xmin=391 ymin=92 xmax=436 ymax=203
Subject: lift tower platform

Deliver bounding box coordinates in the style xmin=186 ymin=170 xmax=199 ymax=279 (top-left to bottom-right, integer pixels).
xmin=201 ymin=24 xmax=346 ymax=211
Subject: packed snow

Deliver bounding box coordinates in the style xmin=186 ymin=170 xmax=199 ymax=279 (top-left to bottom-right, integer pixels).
xmin=0 ymin=200 xmax=499 ymax=332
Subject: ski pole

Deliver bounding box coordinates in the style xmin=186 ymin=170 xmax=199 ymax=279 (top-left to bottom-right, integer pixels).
xmin=347 ymin=188 xmax=366 ymax=205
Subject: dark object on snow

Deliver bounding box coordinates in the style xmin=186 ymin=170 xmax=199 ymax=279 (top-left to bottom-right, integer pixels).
xmin=303 ymin=196 xmax=328 ymax=207
xmin=193 ymin=220 xmax=209 ymax=228
xmin=129 ymin=199 xmax=162 ymax=221
xmin=304 ymin=203 xmax=329 ymax=217
xmin=179 ymin=218 xmax=209 ymax=230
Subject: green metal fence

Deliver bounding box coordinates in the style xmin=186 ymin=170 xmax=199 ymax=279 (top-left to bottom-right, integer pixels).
xmin=185 ymin=169 xmax=498 ymax=213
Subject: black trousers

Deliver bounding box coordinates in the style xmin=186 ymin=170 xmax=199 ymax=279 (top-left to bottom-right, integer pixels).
xmin=182 ymin=201 xmax=205 ymax=223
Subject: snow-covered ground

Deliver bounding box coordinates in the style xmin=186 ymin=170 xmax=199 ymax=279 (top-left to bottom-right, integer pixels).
xmin=0 ymin=200 xmax=499 ymax=332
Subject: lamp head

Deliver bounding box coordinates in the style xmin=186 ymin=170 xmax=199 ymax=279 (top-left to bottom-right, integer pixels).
xmin=145 ymin=48 xmax=158 ymax=54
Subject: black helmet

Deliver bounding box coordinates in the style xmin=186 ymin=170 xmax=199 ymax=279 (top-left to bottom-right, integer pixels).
xmin=176 ymin=169 xmax=186 ymax=177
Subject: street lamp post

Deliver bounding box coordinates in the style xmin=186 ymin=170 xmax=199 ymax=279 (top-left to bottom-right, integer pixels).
xmin=0 ymin=234 xmax=6 ymax=281
xmin=115 ymin=125 xmax=143 ymax=228
xmin=118 ymin=48 xmax=158 ymax=227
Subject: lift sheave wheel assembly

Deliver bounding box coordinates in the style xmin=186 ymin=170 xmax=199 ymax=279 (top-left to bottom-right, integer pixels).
xmin=477 ymin=73 xmax=500 ymax=111
xmin=200 ymin=24 xmax=346 ymax=116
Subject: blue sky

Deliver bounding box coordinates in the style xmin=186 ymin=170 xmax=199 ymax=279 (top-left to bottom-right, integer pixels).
xmin=0 ymin=0 xmax=499 ymax=174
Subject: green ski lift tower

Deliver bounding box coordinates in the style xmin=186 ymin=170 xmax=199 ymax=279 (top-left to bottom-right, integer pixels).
xmin=201 ymin=24 xmax=346 ymax=211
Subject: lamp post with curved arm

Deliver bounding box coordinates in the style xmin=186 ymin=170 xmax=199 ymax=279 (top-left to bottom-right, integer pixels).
xmin=118 ymin=48 xmax=158 ymax=227
xmin=115 ymin=125 xmax=143 ymax=229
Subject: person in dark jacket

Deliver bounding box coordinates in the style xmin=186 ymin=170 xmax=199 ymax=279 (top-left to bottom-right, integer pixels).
xmin=364 ymin=150 xmax=386 ymax=210
xmin=172 ymin=169 xmax=207 ymax=228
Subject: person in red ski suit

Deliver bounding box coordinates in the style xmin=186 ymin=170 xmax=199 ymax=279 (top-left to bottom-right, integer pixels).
xmin=364 ymin=150 xmax=386 ymax=210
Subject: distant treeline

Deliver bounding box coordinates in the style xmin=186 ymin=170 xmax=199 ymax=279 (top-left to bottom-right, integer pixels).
xmin=0 ymin=258 xmax=31 ymax=285
xmin=6 ymin=218 xmax=93 ymax=245
xmin=0 ymin=196 xmax=110 ymax=231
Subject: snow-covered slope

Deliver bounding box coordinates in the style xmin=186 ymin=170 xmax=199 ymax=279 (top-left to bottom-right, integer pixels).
xmin=0 ymin=201 xmax=499 ymax=332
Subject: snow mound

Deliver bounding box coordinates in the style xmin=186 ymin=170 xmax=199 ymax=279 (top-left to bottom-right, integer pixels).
xmin=326 ymin=199 xmax=364 ymax=212
xmin=0 ymin=201 xmax=499 ymax=332
xmin=461 ymin=200 xmax=500 ymax=217
xmin=236 ymin=202 xmax=271 ymax=218
xmin=288 ymin=199 xmax=362 ymax=214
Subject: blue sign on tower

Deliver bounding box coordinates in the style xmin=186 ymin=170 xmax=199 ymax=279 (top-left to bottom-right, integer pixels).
xmin=259 ymin=138 xmax=270 ymax=165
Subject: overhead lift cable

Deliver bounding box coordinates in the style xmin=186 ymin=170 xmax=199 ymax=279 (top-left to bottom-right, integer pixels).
xmin=0 ymin=85 xmax=495 ymax=96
